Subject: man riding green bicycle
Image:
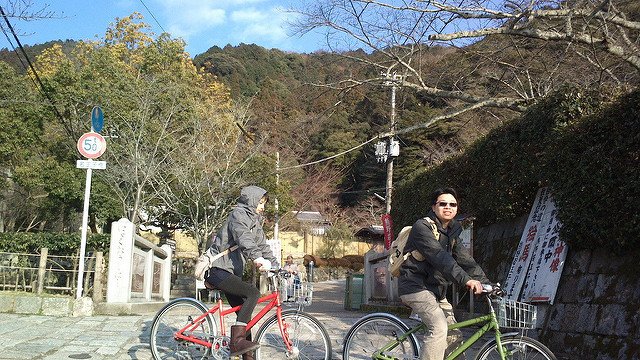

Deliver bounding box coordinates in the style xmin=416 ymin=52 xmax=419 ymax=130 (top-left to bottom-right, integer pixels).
xmin=398 ymin=188 xmax=491 ymax=360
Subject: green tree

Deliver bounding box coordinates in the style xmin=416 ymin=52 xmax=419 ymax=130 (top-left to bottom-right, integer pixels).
xmin=30 ymin=13 xmax=262 ymax=243
xmin=0 ymin=62 xmax=75 ymax=232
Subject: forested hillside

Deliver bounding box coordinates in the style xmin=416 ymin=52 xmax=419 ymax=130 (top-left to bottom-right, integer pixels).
xmin=1 ymin=0 xmax=638 ymax=245
xmin=0 ymin=40 xmax=77 ymax=71
xmin=192 ymin=44 xmax=508 ymax=228
xmin=0 ymin=38 xmax=505 ymax=234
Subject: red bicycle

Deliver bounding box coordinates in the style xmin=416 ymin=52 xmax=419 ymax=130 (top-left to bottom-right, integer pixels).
xmin=149 ymin=269 xmax=332 ymax=360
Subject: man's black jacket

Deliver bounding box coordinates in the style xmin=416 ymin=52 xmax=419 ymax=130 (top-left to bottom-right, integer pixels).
xmin=397 ymin=211 xmax=489 ymax=299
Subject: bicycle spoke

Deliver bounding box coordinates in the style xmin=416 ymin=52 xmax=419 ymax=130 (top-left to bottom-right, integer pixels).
xmin=476 ymin=336 xmax=556 ymax=360
xmin=150 ymin=300 xmax=215 ymax=360
xmin=256 ymin=311 xmax=331 ymax=359
xmin=342 ymin=315 xmax=419 ymax=360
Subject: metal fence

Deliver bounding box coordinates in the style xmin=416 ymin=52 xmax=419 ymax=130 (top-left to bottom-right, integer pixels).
xmin=0 ymin=249 xmax=103 ymax=298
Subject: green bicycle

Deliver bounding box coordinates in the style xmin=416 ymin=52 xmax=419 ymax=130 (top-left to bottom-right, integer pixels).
xmin=342 ymin=285 xmax=556 ymax=360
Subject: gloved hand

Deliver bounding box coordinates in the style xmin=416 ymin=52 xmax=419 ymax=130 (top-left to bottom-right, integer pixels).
xmin=254 ymin=257 xmax=272 ymax=272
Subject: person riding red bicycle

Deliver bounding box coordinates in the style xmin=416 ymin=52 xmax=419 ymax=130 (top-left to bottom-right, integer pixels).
xmin=204 ymin=185 xmax=279 ymax=359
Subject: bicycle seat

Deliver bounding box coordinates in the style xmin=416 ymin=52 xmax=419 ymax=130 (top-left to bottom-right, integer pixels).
xmin=204 ymin=280 xmax=217 ymax=290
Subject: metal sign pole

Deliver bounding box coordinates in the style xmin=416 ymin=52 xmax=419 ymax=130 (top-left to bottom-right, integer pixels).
xmin=75 ymin=106 xmax=106 ymax=299
xmin=76 ymin=162 xmax=93 ymax=299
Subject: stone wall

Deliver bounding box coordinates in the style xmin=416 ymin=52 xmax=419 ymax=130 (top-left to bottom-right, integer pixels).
xmin=474 ymin=219 xmax=640 ymax=360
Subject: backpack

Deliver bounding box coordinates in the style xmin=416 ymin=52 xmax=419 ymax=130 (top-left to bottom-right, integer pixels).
xmin=388 ymin=217 xmax=439 ymax=277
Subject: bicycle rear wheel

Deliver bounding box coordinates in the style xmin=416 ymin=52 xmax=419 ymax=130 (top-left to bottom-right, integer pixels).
xmin=342 ymin=314 xmax=419 ymax=360
xmin=255 ymin=309 xmax=332 ymax=359
xmin=475 ymin=334 xmax=557 ymax=360
xmin=150 ymin=298 xmax=216 ymax=360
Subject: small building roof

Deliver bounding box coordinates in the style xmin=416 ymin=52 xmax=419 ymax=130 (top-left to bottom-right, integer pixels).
xmin=292 ymin=211 xmax=329 ymax=223
xmin=354 ymin=225 xmax=384 ymax=243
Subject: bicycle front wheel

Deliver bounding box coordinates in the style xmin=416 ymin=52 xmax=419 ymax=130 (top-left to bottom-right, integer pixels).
xmin=255 ymin=309 xmax=332 ymax=359
xmin=150 ymin=298 xmax=216 ymax=360
xmin=475 ymin=334 xmax=557 ymax=360
xmin=342 ymin=314 xmax=419 ymax=360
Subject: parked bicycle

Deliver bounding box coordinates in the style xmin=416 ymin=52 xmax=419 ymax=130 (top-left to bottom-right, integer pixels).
xmin=150 ymin=269 xmax=332 ymax=360
xmin=342 ymin=284 xmax=556 ymax=360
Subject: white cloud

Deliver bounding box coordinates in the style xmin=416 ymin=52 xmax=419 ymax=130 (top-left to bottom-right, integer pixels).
xmin=153 ymin=0 xmax=305 ymax=53
xmin=154 ymin=0 xmax=226 ymax=39
xmin=230 ymin=8 xmax=266 ymax=23
xmin=231 ymin=7 xmax=289 ymax=43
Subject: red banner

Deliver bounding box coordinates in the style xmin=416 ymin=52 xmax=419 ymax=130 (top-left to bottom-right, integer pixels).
xmin=381 ymin=213 xmax=393 ymax=250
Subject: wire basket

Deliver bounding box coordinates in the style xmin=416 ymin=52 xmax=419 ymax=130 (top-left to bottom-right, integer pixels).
xmin=280 ymin=280 xmax=313 ymax=306
xmin=496 ymin=298 xmax=537 ymax=329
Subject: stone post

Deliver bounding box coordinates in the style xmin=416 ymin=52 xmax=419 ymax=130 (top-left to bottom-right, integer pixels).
xmin=143 ymin=248 xmax=153 ymax=301
xmin=93 ymin=251 xmax=104 ymax=303
xmin=160 ymin=244 xmax=172 ymax=302
xmin=106 ymin=218 xmax=135 ymax=303
xmin=37 ymin=247 xmax=48 ymax=294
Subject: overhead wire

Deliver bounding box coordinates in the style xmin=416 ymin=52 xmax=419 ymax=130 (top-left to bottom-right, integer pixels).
xmin=0 ymin=5 xmax=66 ymax=123
xmin=0 ymin=25 xmax=46 ymax=103
xmin=0 ymin=23 xmax=31 ymax=78
xmin=278 ymin=136 xmax=378 ymax=171
xmin=138 ymin=0 xmax=166 ymax=33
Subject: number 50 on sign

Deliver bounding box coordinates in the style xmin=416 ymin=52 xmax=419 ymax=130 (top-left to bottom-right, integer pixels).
xmin=77 ymin=132 xmax=106 ymax=159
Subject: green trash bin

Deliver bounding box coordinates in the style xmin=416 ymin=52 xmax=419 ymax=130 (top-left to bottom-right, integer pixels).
xmin=344 ymin=274 xmax=364 ymax=310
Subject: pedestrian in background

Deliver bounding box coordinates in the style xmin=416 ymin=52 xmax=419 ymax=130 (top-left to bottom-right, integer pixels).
xmin=282 ymin=255 xmax=300 ymax=300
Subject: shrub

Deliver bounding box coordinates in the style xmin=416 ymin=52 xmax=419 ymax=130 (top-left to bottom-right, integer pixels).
xmin=393 ymin=87 xmax=639 ymax=253
xmin=0 ymin=232 xmax=110 ymax=255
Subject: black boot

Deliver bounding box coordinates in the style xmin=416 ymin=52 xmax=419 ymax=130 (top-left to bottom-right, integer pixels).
xmin=243 ymin=331 xmax=255 ymax=360
xmin=230 ymin=325 xmax=260 ymax=356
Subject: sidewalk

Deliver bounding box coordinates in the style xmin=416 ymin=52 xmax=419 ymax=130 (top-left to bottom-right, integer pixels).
xmin=0 ymin=279 xmax=362 ymax=360
xmin=0 ymin=279 xmax=486 ymax=359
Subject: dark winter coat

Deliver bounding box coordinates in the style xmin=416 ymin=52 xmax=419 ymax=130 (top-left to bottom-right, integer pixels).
xmin=398 ymin=210 xmax=489 ymax=299
xmin=208 ymin=185 xmax=279 ymax=277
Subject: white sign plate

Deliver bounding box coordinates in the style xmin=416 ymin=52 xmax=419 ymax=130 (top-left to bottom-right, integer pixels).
xmin=503 ymin=187 xmax=567 ymax=304
xmin=76 ymin=160 xmax=107 ymax=169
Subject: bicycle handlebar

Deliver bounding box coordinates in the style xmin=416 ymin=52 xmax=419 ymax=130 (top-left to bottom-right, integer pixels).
xmin=481 ymin=283 xmax=505 ymax=298
xmin=266 ymin=268 xmax=293 ymax=278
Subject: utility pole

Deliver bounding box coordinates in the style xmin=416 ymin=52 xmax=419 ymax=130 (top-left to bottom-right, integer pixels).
xmin=376 ymin=72 xmax=402 ymax=249
xmin=274 ymin=152 xmax=280 ymax=245
xmin=382 ymin=72 xmax=402 ymax=214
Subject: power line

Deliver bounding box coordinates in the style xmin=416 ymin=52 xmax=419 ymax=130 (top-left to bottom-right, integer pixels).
xmin=0 ymin=5 xmax=65 ymax=123
xmin=278 ymin=137 xmax=377 ymax=171
xmin=0 ymin=21 xmax=33 ymax=80
xmin=138 ymin=0 xmax=166 ymax=33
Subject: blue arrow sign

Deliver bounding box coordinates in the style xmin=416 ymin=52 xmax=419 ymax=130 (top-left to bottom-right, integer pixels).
xmin=91 ymin=106 xmax=104 ymax=133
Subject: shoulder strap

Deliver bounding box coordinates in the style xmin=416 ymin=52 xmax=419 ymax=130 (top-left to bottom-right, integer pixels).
xmin=209 ymin=245 xmax=239 ymax=262
xmin=423 ymin=217 xmax=439 ymax=239
xmin=409 ymin=217 xmax=440 ymax=261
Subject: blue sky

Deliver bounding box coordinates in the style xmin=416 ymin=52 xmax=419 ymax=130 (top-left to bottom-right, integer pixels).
xmin=1 ymin=0 xmax=327 ymax=56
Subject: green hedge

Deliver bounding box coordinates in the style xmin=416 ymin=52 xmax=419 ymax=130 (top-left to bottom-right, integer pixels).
xmin=392 ymin=87 xmax=639 ymax=253
xmin=0 ymin=232 xmax=110 ymax=254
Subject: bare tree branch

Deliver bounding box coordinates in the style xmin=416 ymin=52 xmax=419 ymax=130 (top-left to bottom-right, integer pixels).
xmin=290 ymin=0 xmax=638 ymax=138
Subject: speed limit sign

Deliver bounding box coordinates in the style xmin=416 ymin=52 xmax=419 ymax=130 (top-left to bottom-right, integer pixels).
xmin=77 ymin=132 xmax=107 ymax=159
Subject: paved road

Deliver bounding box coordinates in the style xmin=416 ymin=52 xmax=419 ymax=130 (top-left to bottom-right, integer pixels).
xmin=0 ymin=279 xmax=487 ymax=359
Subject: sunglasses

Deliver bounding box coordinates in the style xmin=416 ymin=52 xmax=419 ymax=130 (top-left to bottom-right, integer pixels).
xmin=436 ymin=201 xmax=458 ymax=208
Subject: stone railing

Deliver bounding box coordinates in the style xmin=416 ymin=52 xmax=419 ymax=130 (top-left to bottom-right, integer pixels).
xmin=106 ymin=218 xmax=172 ymax=303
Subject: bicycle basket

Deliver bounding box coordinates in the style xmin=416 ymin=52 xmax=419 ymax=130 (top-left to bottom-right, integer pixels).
xmin=496 ymin=298 xmax=537 ymax=329
xmin=280 ymin=281 xmax=313 ymax=306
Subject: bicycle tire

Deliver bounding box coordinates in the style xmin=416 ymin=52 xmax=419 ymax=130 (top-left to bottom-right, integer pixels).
xmin=342 ymin=313 xmax=420 ymax=360
xmin=254 ymin=309 xmax=332 ymax=360
xmin=474 ymin=334 xmax=557 ymax=360
xmin=150 ymin=298 xmax=216 ymax=360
